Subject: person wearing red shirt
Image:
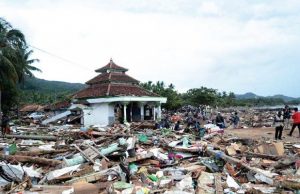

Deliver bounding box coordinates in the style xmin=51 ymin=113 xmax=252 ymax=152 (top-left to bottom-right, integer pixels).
xmin=288 ymin=108 xmax=300 ymax=137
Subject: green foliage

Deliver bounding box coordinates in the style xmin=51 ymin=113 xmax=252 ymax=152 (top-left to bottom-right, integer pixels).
xmin=140 ymin=80 xmax=296 ymax=110
xmin=0 ymin=17 xmax=41 ymax=113
xmin=19 ymin=76 xmax=85 ymax=105
xmin=183 ymin=87 xmax=218 ymax=106
xmin=140 ymin=81 xmax=183 ymax=110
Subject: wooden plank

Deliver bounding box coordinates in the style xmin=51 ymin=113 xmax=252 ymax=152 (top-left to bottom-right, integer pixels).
xmin=214 ymin=173 xmax=223 ymax=194
xmin=87 ymin=144 xmax=110 ymax=162
xmin=74 ymin=145 xmax=95 ymax=164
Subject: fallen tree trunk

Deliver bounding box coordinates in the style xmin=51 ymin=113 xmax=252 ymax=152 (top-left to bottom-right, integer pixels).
xmin=207 ymin=148 xmax=275 ymax=183
xmin=66 ymin=166 xmax=121 ymax=184
xmin=5 ymin=134 xmax=58 ymax=141
xmin=89 ymin=131 xmax=132 ymax=137
xmin=0 ymin=154 xmax=62 ymax=166
xmin=279 ymin=179 xmax=300 ymax=190
xmin=207 ymin=148 xmax=300 ymax=190
xmin=17 ymin=149 xmax=71 ymax=156
xmin=242 ymin=152 xmax=284 ymax=160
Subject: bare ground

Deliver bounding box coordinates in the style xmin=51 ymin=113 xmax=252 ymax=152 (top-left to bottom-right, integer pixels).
xmin=224 ymin=127 xmax=300 ymax=143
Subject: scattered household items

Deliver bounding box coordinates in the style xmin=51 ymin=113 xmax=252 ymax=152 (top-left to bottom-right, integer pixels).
xmin=0 ymin=119 xmax=299 ymax=193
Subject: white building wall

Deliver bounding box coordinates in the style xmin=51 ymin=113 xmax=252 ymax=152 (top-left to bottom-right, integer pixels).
xmin=108 ymin=104 xmax=115 ymax=125
xmin=83 ymin=103 xmax=110 ymax=126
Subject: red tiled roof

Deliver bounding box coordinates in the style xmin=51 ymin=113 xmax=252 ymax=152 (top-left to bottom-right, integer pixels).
xmin=73 ymin=84 xmax=110 ymax=99
xmin=73 ymin=59 xmax=161 ymax=99
xmin=86 ymin=72 xmax=139 ymax=85
xmin=95 ymin=59 xmax=128 ymax=73
xmin=109 ymin=84 xmax=159 ymax=97
xmin=20 ymin=104 xmax=44 ymax=112
xmin=74 ymin=83 xmax=159 ymax=99
xmin=44 ymin=100 xmax=71 ymax=111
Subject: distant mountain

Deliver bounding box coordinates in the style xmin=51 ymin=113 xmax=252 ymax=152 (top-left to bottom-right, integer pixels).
xmin=267 ymin=94 xmax=296 ymax=102
xmin=235 ymin=92 xmax=261 ymax=99
xmin=236 ymin=92 xmax=300 ymax=102
xmin=19 ymin=76 xmax=86 ymax=105
xmin=22 ymin=76 xmax=86 ymax=93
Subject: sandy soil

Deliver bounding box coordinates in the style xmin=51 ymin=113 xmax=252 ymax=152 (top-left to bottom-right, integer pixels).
xmin=224 ymin=127 xmax=300 ymax=143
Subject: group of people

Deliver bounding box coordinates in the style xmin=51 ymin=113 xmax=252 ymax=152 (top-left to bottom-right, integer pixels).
xmin=158 ymin=109 xmax=240 ymax=137
xmin=215 ymin=112 xmax=240 ymax=129
xmin=274 ymin=106 xmax=300 ymax=140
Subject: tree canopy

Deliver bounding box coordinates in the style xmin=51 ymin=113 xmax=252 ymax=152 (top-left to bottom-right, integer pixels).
xmin=140 ymin=80 xmax=296 ymax=110
xmin=0 ymin=17 xmax=40 ymax=113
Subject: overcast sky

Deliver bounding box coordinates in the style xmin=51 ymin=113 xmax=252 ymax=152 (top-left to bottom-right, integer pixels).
xmin=1 ymin=0 xmax=300 ymax=97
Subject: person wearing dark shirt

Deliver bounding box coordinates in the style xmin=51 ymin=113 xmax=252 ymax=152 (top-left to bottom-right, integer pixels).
xmin=154 ymin=122 xmax=160 ymax=129
xmin=231 ymin=112 xmax=240 ymax=129
xmin=1 ymin=115 xmax=9 ymax=136
xmin=186 ymin=116 xmax=193 ymax=128
xmin=215 ymin=112 xmax=225 ymax=128
xmin=174 ymin=121 xmax=181 ymax=131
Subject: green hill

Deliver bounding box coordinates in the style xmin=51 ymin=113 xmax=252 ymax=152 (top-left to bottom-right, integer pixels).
xmin=23 ymin=76 xmax=85 ymax=93
xmin=19 ymin=76 xmax=86 ymax=105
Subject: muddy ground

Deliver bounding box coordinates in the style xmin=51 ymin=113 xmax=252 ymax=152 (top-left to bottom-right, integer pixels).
xmin=225 ymin=127 xmax=300 ymax=142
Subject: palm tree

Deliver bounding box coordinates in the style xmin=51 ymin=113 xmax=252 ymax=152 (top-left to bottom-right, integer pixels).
xmin=0 ymin=17 xmax=39 ymax=116
xmin=15 ymin=48 xmax=41 ymax=86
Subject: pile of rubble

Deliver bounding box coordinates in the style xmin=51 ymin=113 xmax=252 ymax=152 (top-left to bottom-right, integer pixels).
xmin=0 ymin=122 xmax=299 ymax=194
xmin=221 ymin=108 xmax=278 ymax=128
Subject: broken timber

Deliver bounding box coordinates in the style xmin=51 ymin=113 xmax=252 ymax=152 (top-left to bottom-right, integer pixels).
xmin=5 ymin=134 xmax=58 ymax=141
xmin=17 ymin=149 xmax=70 ymax=156
xmin=0 ymin=154 xmax=62 ymax=166
xmin=207 ymin=148 xmax=275 ymax=183
xmin=66 ymin=166 xmax=121 ymax=184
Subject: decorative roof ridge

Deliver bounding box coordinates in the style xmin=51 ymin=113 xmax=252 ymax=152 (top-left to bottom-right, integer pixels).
xmin=106 ymin=83 xmax=111 ymax=96
xmin=95 ymin=59 xmax=128 ymax=73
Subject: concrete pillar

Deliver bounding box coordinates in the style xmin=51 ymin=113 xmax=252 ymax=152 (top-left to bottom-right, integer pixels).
xmin=138 ymin=102 xmax=145 ymax=121
xmin=130 ymin=103 xmax=133 ymax=122
xmin=140 ymin=104 xmax=144 ymax=121
xmin=157 ymin=104 xmax=162 ymax=121
xmin=153 ymin=106 xmax=156 ymax=121
xmin=123 ymin=104 xmax=127 ymax=123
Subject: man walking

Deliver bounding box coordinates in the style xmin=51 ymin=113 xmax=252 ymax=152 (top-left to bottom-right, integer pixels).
xmin=288 ymin=108 xmax=300 ymax=137
xmin=274 ymin=111 xmax=284 ymax=140
xmin=231 ymin=112 xmax=240 ymax=129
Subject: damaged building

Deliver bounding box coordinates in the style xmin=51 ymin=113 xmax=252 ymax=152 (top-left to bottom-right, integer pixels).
xmin=72 ymin=59 xmax=167 ymax=127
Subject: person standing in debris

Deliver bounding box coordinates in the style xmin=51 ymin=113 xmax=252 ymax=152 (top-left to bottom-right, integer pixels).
xmin=174 ymin=121 xmax=181 ymax=131
xmin=288 ymin=108 xmax=300 ymax=137
xmin=283 ymin=106 xmax=291 ymax=130
xmin=186 ymin=116 xmax=193 ymax=128
xmin=232 ymin=112 xmax=240 ymax=129
xmin=215 ymin=112 xmax=225 ymax=129
xmin=274 ymin=111 xmax=284 ymax=140
xmin=1 ymin=114 xmax=9 ymax=137
xmin=160 ymin=118 xmax=170 ymax=129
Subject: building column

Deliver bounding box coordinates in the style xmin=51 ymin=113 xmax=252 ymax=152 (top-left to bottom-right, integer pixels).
xmin=139 ymin=102 xmax=145 ymax=121
xmin=122 ymin=102 xmax=129 ymax=123
xmin=153 ymin=106 xmax=156 ymax=121
xmin=123 ymin=104 xmax=127 ymax=123
xmin=157 ymin=103 xmax=162 ymax=121
xmin=130 ymin=102 xmax=133 ymax=122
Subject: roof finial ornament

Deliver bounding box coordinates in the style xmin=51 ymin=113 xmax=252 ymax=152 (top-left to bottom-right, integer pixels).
xmin=109 ymin=58 xmax=113 ymax=68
